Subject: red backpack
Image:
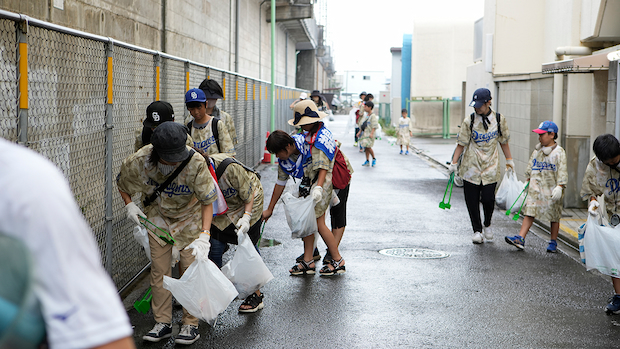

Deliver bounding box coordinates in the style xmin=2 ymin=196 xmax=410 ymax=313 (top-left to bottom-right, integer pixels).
xmin=332 ymin=147 xmax=351 ymax=189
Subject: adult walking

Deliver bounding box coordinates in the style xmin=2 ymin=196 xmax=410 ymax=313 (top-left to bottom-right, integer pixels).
xmin=449 ymin=88 xmax=513 ymax=244
xmin=117 ymin=122 xmax=217 ymax=345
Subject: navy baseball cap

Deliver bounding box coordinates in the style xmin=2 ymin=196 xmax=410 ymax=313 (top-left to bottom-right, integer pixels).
xmin=469 ymin=88 xmax=492 ymax=108
xmin=533 ymin=120 xmax=559 ymax=134
xmin=185 ymin=88 xmax=207 ymax=104
xmin=144 ymin=101 xmax=175 ymax=128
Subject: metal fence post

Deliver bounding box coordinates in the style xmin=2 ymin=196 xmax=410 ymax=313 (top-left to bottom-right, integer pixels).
xmin=445 ymin=99 xmax=451 ymax=139
xmin=104 ymin=40 xmax=115 ymax=273
xmin=154 ymin=54 xmax=161 ymax=101
xmin=16 ymin=19 xmax=28 ymax=145
xmin=184 ymin=61 xmax=190 ymax=123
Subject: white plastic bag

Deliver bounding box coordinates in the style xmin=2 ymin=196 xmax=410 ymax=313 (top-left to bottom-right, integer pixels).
xmin=163 ymin=258 xmax=238 ymax=326
xmin=281 ymin=192 xmax=317 ymax=239
xmin=583 ymin=216 xmax=620 ymax=277
xmin=496 ymin=171 xmax=526 ymax=213
xmin=132 ymin=225 xmax=151 ymax=262
xmin=221 ymin=232 xmax=274 ymax=299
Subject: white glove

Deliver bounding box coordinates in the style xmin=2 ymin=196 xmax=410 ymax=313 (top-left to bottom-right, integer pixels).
xmin=312 ymin=186 xmax=323 ymax=203
xmin=125 ymin=202 xmax=146 ymax=226
xmin=448 ymin=163 xmax=458 ymax=174
xmin=186 ymin=233 xmax=211 ymax=261
xmin=236 ymin=213 xmax=251 ymax=235
xmin=551 ymin=186 xmax=563 ymax=201
xmin=506 ymin=159 xmax=515 ymax=172
xmin=171 ymin=246 xmax=180 ymax=267
xmin=588 ymin=200 xmax=600 ymax=217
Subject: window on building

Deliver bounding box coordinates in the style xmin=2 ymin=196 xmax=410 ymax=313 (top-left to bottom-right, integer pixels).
xmin=363 ymin=76 xmax=370 ymax=80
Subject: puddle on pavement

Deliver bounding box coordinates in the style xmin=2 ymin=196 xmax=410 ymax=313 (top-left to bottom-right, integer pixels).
xmin=259 ymin=238 xmax=281 ymax=247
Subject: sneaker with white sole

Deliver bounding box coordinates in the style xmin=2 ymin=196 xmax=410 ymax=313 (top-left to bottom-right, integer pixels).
xmin=505 ymin=235 xmax=525 ymax=250
xmin=143 ymin=322 xmax=172 ymax=342
xmin=175 ymin=324 xmax=200 ymax=345
xmin=472 ymin=232 xmax=483 ymax=244
xmin=483 ymin=226 xmax=494 ymax=241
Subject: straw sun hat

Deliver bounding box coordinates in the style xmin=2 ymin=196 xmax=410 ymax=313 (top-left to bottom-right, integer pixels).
xmin=288 ymin=99 xmax=327 ymax=126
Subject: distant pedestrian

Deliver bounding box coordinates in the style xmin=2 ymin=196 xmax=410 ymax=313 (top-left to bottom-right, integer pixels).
xmin=357 ymin=101 xmax=378 ymax=167
xmin=310 ymin=90 xmax=330 ymax=111
xmin=354 ymin=91 xmax=367 ymax=147
xmin=505 ymin=121 xmax=567 ymax=252
xmin=397 ymin=108 xmax=414 ymax=155
xmin=198 ymin=79 xmax=238 ymax=147
xmin=290 ymin=92 xmax=308 ymax=109
xmin=118 ymin=121 xmax=217 ymax=345
xmin=449 ymin=88 xmax=514 ymax=244
xmin=580 ymin=134 xmax=620 ymax=314
xmin=262 ymin=100 xmax=347 ymax=276
xmin=185 ymin=88 xmax=235 ymax=156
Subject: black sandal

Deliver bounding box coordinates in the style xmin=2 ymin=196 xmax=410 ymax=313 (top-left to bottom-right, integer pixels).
xmin=319 ymin=258 xmax=345 ymax=276
xmin=238 ymin=292 xmax=264 ymax=313
xmin=290 ymin=260 xmax=315 ymax=275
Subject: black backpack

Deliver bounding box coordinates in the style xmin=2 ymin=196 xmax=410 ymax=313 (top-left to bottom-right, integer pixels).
xmin=215 ymin=157 xmax=261 ymax=180
xmin=187 ymin=118 xmax=220 ymax=153
xmin=470 ymin=112 xmax=502 ymax=137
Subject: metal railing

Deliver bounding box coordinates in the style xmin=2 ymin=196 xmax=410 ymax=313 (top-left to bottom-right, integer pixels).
xmin=407 ymin=97 xmax=461 ymax=139
xmin=0 ymin=9 xmax=307 ymax=291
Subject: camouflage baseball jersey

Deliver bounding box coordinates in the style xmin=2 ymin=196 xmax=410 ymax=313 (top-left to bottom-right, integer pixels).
xmin=396 ymin=116 xmax=414 ymax=146
xmin=117 ymin=145 xmax=217 ymax=249
xmin=521 ymin=144 xmax=567 ymax=222
xmin=218 ymin=109 xmax=238 ymax=146
xmin=580 ymin=156 xmax=620 ymax=219
xmin=278 ymin=146 xmax=335 ymax=217
xmin=190 ymin=117 xmax=235 ymax=156
xmin=134 ymin=127 xmax=194 ymax=152
xmin=209 ymin=153 xmax=264 ymax=231
xmin=358 ymin=113 xmax=379 ymax=148
xmin=457 ymin=110 xmax=510 ymax=185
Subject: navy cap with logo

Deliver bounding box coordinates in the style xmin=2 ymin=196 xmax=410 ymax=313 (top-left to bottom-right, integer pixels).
xmin=185 ymin=88 xmax=207 ymax=104
xmin=469 ymin=88 xmax=492 ymax=109
xmin=150 ymin=121 xmax=190 ymax=163
xmin=144 ymin=101 xmax=175 ymax=128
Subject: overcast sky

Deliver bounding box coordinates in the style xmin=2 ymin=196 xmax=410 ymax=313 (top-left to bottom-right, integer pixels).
xmin=325 ymin=0 xmax=485 ymax=80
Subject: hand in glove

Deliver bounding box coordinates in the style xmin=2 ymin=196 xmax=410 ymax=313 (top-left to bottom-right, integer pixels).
xmin=171 ymin=245 xmax=180 ymax=267
xmin=551 ymin=186 xmax=563 ymax=201
xmin=186 ymin=233 xmax=211 ymax=261
xmin=311 ymin=186 xmax=323 ymax=203
xmin=448 ymin=163 xmax=458 ymax=175
xmin=236 ymin=213 xmax=251 ymax=235
xmin=506 ymin=159 xmax=515 ymax=172
xmin=125 ymin=202 xmax=146 ymax=226
xmin=588 ymin=200 xmax=600 ymax=217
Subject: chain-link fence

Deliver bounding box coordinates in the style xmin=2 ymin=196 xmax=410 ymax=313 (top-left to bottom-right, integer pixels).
xmin=1 ymin=10 xmax=307 ymax=291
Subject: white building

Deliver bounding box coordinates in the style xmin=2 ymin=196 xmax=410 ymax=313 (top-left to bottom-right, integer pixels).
xmin=342 ymin=70 xmax=387 ymax=99
xmin=466 ymin=0 xmax=620 ymax=207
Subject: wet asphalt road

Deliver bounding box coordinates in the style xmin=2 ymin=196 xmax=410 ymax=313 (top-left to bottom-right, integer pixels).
xmin=128 ymin=113 xmax=620 ymax=348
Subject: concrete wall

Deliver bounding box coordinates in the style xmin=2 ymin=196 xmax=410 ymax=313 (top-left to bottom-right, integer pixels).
xmin=391 ymin=50 xmax=402 ymax=103
xmin=2 ymin=0 xmax=297 ymax=86
xmin=410 ymin=20 xmax=474 ymax=99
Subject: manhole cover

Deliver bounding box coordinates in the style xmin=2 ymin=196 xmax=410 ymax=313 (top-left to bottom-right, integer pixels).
xmin=379 ymin=248 xmax=450 ymax=259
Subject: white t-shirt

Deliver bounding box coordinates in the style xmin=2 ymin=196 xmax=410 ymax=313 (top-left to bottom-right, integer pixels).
xmin=0 ymin=138 xmax=133 ymax=349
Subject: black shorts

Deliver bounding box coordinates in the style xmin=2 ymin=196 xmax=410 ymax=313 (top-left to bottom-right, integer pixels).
xmin=210 ymin=219 xmax=262 ymax=245
xmin=330 ymin=184 xmax=350 ymax=229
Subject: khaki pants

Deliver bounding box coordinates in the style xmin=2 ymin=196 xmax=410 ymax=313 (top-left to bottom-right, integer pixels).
xmin=148 ymin=234 xmax=199 ymax=326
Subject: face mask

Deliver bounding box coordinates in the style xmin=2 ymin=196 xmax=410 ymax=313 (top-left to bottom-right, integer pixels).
xmin=158 ymin=162 xmax=176 ymax=176
xmin=207 ymin=99 xmax=217 ymax=109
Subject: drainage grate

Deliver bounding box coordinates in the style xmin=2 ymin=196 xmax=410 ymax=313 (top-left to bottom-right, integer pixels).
xmin=379 ymin=248 xmax=450 ymax=259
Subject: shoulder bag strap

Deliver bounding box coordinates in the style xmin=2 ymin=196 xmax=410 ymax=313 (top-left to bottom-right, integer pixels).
xmin=143 ymin=149 xmax=196 ymax=207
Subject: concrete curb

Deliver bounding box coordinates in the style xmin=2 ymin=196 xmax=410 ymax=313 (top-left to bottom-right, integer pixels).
xmin=409 ymin=144 xmax=580 ymax=250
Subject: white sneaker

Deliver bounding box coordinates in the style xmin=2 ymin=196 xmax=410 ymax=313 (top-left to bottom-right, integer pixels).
xmin=472 ymin=232 xmax=484 ymax=244
xmin=483 ymin=226 xmax=494 ymax=241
